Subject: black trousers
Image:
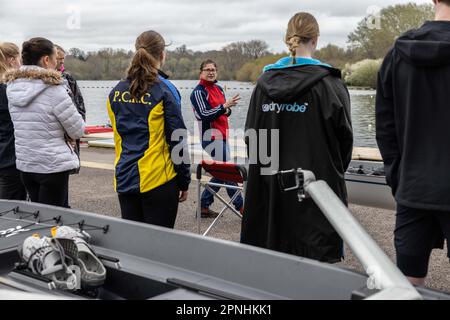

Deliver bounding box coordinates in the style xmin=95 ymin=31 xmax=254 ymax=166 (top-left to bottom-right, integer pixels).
xmin=118 ymin=179 xmax=179 ymax=228
xmin=395 ymin=204 xmax=450 ymax=278
xmin=20 ymin=171 xmax=70 ymax=207
xmin=63 ymin=140 xmax=81 ymax=208
xmin=0 ymin=167 xmax=27 ymax=200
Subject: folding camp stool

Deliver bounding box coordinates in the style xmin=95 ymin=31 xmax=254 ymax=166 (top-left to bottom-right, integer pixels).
xmin=196 ymin=160 xmax=247 ymax=236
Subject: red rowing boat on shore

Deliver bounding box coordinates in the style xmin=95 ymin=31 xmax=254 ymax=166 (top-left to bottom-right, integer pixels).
xmin=84 ymin=125 xmax=113 ymax=134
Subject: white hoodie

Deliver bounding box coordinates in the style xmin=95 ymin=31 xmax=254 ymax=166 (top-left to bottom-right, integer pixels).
xmin=5 ymin=66 xmax=85 ymax=174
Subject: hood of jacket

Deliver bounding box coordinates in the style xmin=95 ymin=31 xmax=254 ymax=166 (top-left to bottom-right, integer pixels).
xmin=4 ymin=65 xmax=63 ymax=108
xmin=258 ymin=57 xmax=341 ymax=102
xmin=395 ymin=20 xmax=450 ymax=67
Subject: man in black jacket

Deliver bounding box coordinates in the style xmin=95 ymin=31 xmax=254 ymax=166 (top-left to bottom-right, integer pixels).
xmin=56 ymin=45 xmax=86 ymax=121
xmin=376 ymin=0 xmax=450 ymax=286
xmin=56 ymin=45 xmax=86 ymax=208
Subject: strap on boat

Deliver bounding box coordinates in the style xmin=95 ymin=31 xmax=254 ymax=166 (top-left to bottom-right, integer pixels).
xmin=277 ymin=168 xmax=306 ymax=202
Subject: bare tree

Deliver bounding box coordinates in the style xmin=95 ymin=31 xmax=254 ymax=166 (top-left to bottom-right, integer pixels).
xmin=68 ymin=48 xmax=87 ymax=61
xmin=223 ymin=40 xmax=269 ymax=59
xmin=243 ymin=40 xmax=269 ymax=59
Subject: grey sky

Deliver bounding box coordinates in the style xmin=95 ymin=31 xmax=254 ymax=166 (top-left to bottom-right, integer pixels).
xmin=0 ymin=0 xmax=432 ymax=53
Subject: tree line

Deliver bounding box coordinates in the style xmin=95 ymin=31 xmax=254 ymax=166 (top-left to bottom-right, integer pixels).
xmin=65 ymin=3 xmax=433 ymax=88
xmin=65 ymin=40 xmax=270 ymax=81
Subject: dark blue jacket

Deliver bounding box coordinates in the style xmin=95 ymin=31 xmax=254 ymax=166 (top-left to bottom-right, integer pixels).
xmin=0 ymin=83 xmax=17 ymax=170
xmin=108 ymin=71 xmax=191 ymax=193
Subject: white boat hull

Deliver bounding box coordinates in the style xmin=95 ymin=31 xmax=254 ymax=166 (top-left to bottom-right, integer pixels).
xmin=345 ymin=160 xmax=395 ymax=210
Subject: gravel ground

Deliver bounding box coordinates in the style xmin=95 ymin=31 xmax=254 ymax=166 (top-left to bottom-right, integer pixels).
xmin=71 ymin=147 xmax=450 ymax=294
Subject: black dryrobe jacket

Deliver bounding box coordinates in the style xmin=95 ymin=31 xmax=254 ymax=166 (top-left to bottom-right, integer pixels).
xmin=241 ymin=61 xmax=353 ymax=263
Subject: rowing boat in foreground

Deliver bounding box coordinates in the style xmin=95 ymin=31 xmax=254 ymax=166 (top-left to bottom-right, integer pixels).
xmin=0 ymin=169 xmax=448 ymax=300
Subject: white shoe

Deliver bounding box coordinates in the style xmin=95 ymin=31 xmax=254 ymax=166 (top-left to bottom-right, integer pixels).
xmin=53 ymin=226 xmax=106 ymax=289
xmin=20 ymin=235 xmax=80 ymax=291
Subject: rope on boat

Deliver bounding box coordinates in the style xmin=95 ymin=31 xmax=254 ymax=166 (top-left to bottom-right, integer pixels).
xmin=0 ymin=206 xmax=110 ymax=236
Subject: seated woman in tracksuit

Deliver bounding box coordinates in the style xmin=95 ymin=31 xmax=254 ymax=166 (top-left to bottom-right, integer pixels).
xmin=108 ymin=30 xmax=191 ymax=228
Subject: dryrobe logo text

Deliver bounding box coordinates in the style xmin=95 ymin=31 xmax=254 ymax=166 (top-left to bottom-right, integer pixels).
xmin=262 ymin=102 xmax=308 ymax=113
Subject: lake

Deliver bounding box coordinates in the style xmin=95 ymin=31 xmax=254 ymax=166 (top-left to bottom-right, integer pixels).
xmin=78 ymin=80 xmax=377 ymax=148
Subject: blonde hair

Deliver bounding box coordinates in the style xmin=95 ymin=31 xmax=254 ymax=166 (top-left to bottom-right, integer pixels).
xmin=285 ymin=12 xmax=320 ymax=64
xmin=127 ymin=30 xmax=166 ymax=100
xmin=0 ymin=42 xmax=20 ymax=82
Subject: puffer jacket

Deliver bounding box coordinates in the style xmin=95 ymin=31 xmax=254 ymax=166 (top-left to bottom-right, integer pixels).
xmin=5 ymin=66 xmax=85 ymax=174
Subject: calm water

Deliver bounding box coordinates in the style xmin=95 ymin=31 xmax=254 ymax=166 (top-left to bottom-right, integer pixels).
xmin=78 ymin=80 xmax=377 ymax=147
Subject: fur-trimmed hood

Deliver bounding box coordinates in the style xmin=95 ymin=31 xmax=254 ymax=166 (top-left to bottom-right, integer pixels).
xmin=5 ymin=65 xmax=63 ymax=108
xmin=4 ymin=65 xmax=62 ymax=85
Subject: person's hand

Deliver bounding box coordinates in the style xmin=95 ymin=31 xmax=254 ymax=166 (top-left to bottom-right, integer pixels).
xmin=179 ymin=191 xmax=188 ymax=202
xmin=224 ymin=94 xmax=241 ymax=109
xmin=65 ymin=135 xmax=76 ymax=148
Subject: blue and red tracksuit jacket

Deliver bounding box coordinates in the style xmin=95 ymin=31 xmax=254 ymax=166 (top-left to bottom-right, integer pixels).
xmin=190 ymin=79 xmax=229 ymax=142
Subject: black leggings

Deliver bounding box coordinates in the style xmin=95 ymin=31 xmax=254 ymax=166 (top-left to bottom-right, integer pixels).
xmin=20 ymin=171 xmax=69 ymax=207
xmin=118 ymin=179 xmax=180 ymax=228
xmin=0 ymin=167 xmax=27 ymax=200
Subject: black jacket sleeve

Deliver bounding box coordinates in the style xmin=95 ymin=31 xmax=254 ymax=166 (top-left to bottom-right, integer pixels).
xmin=330 ymin=80 xmax=353 ymax=171
xmin=163 ymin=88 xmax=191 ymax=191
xmin=375 ymin=49 xmax=400 ymax=193
xmin=64 ymin=73 xmax=86 ymax=121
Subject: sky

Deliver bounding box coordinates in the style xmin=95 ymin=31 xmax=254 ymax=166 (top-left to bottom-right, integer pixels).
xmin=0 ymin=0 xmax=432 ymax=53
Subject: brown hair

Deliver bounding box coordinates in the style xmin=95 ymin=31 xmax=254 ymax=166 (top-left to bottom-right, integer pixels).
xmin=0 ymin=42 xmax=20 ymax=81
xmin=285 ymin=12 xmax=320 ymax=64
xmin=200 ymin=59 xmax=217 ymax=72
xmin=127 ymin=30 xmax=166 ymax=100
xmin=22 ymin=37 xmax=55 ymax=66
xmin=55 ymin=44 xmax=65 ymax=54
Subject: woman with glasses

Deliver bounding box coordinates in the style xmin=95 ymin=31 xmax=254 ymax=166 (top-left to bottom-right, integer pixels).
xmin=190 ymin=59 xmax=244 ymax=218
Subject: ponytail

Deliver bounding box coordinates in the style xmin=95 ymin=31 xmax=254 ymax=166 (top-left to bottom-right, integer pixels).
xmin=127 ymin=31 xmax=166 ymax=100
xmin=286 ymin=36 xmax=301 ymax=64
xmin=128 ymin=48 xmax=159 ymax=99
xmin=285 ymin=13 xmax=320 ymax=65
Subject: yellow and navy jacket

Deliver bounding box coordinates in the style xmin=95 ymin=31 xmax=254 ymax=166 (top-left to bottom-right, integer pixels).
xmin=107 ymin=71 xmax=191 ymax=194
